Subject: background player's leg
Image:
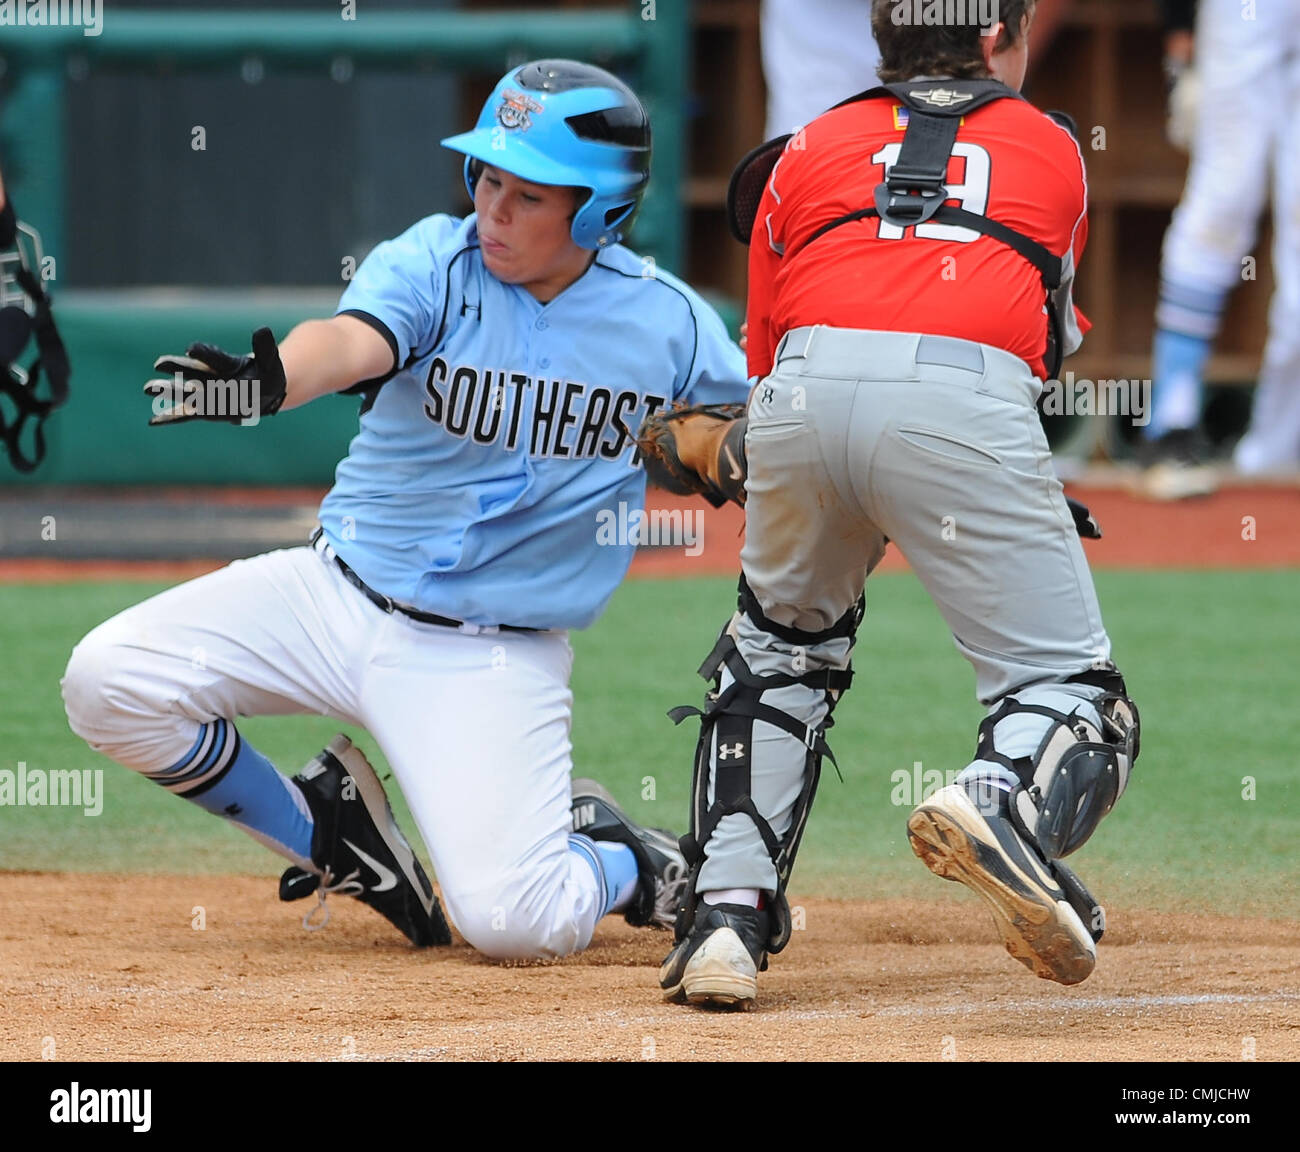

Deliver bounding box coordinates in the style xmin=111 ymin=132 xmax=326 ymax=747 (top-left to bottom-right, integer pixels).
xmin=1232 ymin=18 xmax=1300 ymax=474
xmin=358 ymin=621 xmax=615 ymax=960
xmin=760 ymin=0 xmax=881 ymax=138
xmin=1145 ymin=0 xmax=1284 ymax=473
xmin=61 ymin=547 xmax=366 ymax=867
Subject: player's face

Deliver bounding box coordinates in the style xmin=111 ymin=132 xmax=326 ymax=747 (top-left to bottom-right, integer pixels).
xmin=474 ymin=165 xmax=593 ymax=301
xmin=982 ymin=12 xmax=1032 ymax=92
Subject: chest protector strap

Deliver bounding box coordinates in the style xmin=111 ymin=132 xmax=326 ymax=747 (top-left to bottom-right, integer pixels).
xmin=727 ymin=79 xmax=1069 ymax=380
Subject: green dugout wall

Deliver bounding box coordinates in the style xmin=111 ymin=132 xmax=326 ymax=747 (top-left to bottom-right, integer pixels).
xmin=1 ymin=4 xmax=697 ymax=486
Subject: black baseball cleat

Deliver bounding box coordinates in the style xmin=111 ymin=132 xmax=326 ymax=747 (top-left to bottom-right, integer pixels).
xmin=659 ymin=902 xmax=770 ymax=1010
xmin=907 ymin=779 xmax=1098 ymax=985
xmin=1134 ymin=428 xmax=1219 ymax=501
xmin=279 ymin=734 xmax=452 ymax=947
xmin=570 ymin=778 xmax=688 ymax=929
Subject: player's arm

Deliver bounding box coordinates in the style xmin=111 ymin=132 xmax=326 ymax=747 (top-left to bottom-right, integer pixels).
xmin=745 ymin=169 xmax=785 ymax=380
xmin=143 ymin=315 xmax=393 ymax=425
xmin=145 ymin=217 xmax=444 ymax=426
xmin=1042 ymin=118 xmax=1092 ymax=368
xmin=276 ymin=315 xmax=395 ymax=412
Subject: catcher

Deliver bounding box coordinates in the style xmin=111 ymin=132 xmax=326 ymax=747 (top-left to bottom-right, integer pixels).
xmin=638 ymin=0 xmax=1138 ymax=1009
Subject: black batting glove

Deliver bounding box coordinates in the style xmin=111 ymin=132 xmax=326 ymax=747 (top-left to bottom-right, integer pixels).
xmin=1066 ymin=495 xmax=1102 ymax=540
xmin=144 ymin=326 xmax=286 ymax=426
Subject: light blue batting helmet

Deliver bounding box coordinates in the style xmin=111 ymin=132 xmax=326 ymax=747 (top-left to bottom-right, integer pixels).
xmin=441 ymin=59 xmax=652 ymax=250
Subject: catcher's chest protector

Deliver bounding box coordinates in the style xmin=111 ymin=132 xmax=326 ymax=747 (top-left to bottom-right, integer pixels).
xmin=727 ymin=79 xmax=1068 ymax=381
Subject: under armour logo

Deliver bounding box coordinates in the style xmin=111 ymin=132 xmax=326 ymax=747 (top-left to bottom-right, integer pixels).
xmin=718 ymin=742 xmax=745 ymax=761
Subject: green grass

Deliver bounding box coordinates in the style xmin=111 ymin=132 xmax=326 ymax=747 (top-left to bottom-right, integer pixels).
xmin=1 ymin=570 xmax=1297 ymax=918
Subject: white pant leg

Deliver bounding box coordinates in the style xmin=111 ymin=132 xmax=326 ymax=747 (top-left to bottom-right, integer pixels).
xmin=61 ymin=548 xmax=368 ymax=770
xmin=1159 ymin=0 xmax=1287 ymax=300
xmin=357 ymin=617 xmax=602 ymax=960
xmin=1234 ymin=14 xmax=1300 ymax=472
xmin=761 ymin=0 xmax=881 ymax=138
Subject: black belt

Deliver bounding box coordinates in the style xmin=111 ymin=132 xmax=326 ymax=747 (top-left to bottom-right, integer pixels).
xmin=310 ymin=528 xmax=538 ymax=633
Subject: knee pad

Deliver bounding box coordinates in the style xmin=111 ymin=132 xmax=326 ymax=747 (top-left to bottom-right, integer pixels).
xmin=977 ymin=673 xmax=1140 ymax=860
xmin=669 ymin=577 xmax=862 ymax=956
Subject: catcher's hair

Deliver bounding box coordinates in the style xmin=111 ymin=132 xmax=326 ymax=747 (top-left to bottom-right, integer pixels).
xmin=871 ymin=0 xmax=1036 ymax=84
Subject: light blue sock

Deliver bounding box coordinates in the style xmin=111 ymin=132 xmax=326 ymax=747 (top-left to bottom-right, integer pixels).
xmin=569 ymin=834 xmax=640 ymax=918
xmin=145 ymin=720 xmax=314 ymax=867
xmin=594 ymin=840 xmax=640 ymax=913
xmin=1147 ymin=328 xmax=1213 ymax=439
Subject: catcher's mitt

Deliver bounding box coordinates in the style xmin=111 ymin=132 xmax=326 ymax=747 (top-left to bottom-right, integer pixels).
xmin=636 ymin=402 xmax=748 ymax=508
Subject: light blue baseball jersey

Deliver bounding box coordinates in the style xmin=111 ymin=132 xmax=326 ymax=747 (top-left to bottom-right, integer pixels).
xmin=318 ymin=213 xmax=748 ymax=630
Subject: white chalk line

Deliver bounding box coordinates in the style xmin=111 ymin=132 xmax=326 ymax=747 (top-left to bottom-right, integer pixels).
xmin=785 ymin=990 xmax=1300 ymax=1021
xmin=350 ymin=993 xmax=1300 ymax=1056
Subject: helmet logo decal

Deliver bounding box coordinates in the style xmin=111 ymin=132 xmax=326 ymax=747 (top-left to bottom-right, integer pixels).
xmin=497 ymin=89 xmax=545 ymax=131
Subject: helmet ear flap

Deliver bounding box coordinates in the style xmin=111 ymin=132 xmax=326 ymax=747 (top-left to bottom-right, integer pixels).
xmin=463 ymin=157 xmax=483 ymax=201
xmin=603 ymin=203 xmax=635 ymax=231
xmin=571 ymin=195 xmax=639 ymax=248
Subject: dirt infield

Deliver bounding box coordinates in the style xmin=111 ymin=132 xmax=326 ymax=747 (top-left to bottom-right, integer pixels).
xmin=2 ymin=874 xmax=1296 ymax=1062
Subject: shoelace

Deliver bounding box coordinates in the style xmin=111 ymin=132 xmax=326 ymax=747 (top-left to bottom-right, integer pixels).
xmin=653 ymin=859 xmax=690 ymax=927
xmin=300 ymin=865 xmax=366 ymax=932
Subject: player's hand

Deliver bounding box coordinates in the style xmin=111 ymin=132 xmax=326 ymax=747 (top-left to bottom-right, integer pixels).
xmin=144 ymin=327 xmax=287 ymax=426
xmin=1066 ymin=495 xmax=1101 ymax=540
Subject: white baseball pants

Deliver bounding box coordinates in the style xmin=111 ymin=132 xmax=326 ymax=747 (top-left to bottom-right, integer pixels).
xmin=61 ymin=544 xmax=603 ymax=959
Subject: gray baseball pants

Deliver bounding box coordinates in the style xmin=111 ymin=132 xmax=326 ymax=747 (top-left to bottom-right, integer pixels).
xmin=696 ymin=326 xmax=1116 ymax=894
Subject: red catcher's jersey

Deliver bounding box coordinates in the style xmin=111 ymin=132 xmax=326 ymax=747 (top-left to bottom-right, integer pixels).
xmin=746 ymin=92 xmax=1090 ymax=381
